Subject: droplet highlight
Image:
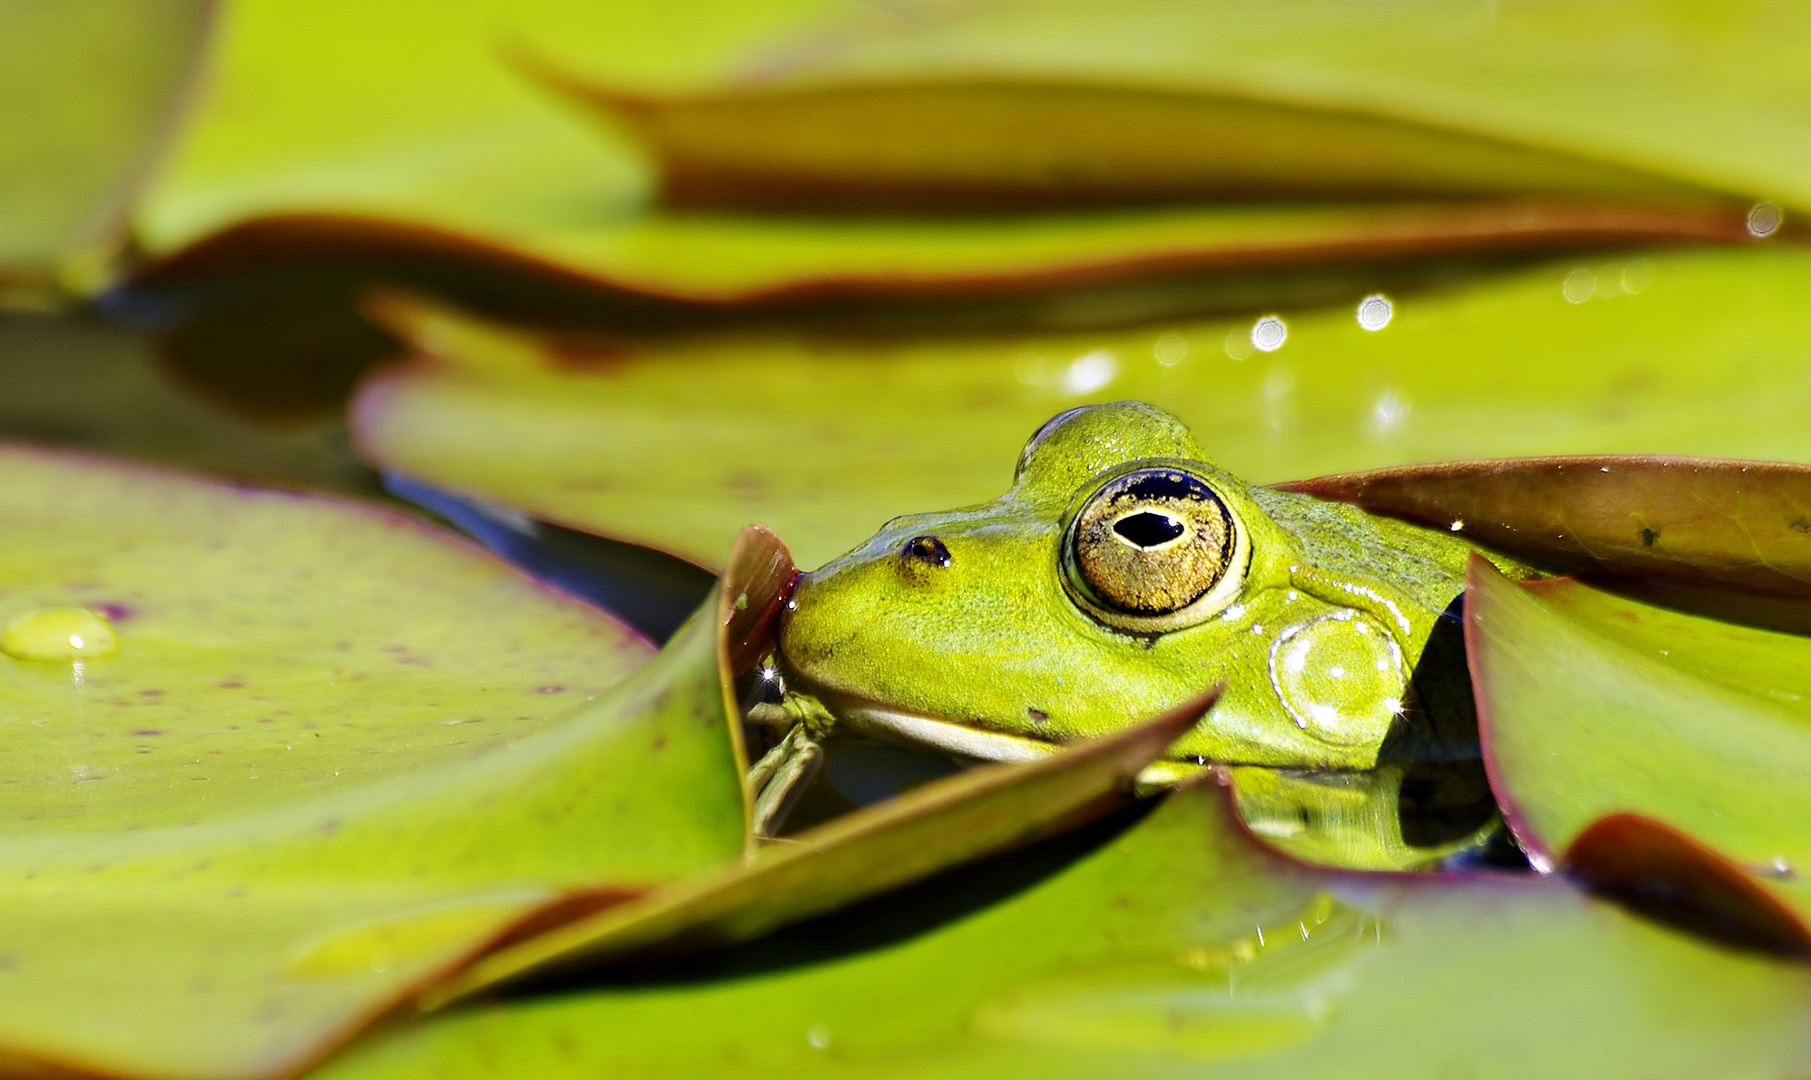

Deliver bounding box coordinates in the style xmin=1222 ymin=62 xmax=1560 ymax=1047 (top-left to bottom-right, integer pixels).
xmin=1561 ymin=268 xmax=1595 ymax=304
xmin=1747 ymin=202 xmax=1782 ymax=238
xmin=1153 ymin=333 xmax=1189 ymax=366
xmin=2 ymin=607 xmax=120 ymax=662
xmin=1355 ymin=294 xmax=1392 ymax=331
xmin=1251 ymin=315 xmax=1288 ymax=353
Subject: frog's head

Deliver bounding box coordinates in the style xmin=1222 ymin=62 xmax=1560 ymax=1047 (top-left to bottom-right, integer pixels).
xmin=779 ymin=401 xmax=1444 ymax=770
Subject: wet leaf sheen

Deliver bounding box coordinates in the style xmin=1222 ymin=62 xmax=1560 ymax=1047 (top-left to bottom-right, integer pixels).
xmin=0 ymin=448 xmax=747 ymax=1079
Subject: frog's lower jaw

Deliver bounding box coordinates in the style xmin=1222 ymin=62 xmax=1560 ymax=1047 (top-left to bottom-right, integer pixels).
xmin=811 ymin=690 xmax=1213 ymax=791
xmin=815 ymin=690 xmax=1060 ymax=763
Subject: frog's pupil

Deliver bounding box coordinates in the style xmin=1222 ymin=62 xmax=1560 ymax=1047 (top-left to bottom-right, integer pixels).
xmin=1114 ymin=511 xmax=1186 ymax=549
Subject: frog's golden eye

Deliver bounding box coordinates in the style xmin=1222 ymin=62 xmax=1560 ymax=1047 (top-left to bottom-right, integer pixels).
xmin=1063 ymin=466 xmax=1248 ymax=632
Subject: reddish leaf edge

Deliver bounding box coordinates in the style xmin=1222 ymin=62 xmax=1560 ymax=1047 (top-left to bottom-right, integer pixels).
xmin=123 ymin=199 xmax=1766 ymax=314
xmin=1563 ymin=814 xmax=1811 ymax=961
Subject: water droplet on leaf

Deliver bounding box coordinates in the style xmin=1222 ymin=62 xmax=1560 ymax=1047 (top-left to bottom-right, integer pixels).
xmin=2 ymin=607 xmax=120 ymax=662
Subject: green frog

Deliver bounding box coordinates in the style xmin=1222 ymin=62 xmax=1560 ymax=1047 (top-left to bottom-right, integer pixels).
xmin=757 ymin=401 xmax=1536 ymax=868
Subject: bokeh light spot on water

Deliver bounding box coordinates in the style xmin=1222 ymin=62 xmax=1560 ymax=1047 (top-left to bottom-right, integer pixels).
xmin=1223 ymin=327 xmax=1256 ymax=361
xmin=1153 ymin=332 xmax=1189 ymax=366
xmin=1748 ymin=201 xmax=1782 ymax=238
xmin=1251 ymin=315 xmax=1288 ymax=353
xmin=1562 ymin=268 xmax=1595 ymax=304
xmin=1063 ymin=350 xmax=1118 ymax=396
xmin=1620 ymin=258 xmax=1654 ymax=293
xmin=1370 ymin=390 xmax=1411 ymax=433
xmin=1355 ymin=294 xmax=1393 ymax=331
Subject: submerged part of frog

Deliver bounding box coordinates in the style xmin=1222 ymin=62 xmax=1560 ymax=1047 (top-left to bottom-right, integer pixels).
xmin=762 ymin=401 xmax=1536 ymax=867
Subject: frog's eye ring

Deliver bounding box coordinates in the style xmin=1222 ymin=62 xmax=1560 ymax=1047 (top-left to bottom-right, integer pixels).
xmin=1062 ymin=465 xmax=1249 ymax=632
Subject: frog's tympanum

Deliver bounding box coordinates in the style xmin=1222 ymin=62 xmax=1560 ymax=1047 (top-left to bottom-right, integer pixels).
xmin=760 ymin=401 xmax=1537 ymax=869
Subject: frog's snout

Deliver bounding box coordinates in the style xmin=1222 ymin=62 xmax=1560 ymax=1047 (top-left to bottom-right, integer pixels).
xmin=901 ymin=534 xmax=952 ymax=569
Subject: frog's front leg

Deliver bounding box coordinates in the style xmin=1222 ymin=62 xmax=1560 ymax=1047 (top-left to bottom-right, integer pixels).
xmin=747 ymin=723 xmax=824 ymax=837
xmin=746 ymin=689 xmax=839 ymax=838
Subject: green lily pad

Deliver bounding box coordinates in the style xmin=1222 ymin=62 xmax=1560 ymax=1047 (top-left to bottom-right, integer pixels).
xmin=0 ymin=447 xmax=749 ymax=1078
xmin=421 ymin=688 xmax=1213 ymax=1007
xmin=0 ymin=0 xmax=210 ymax=297
xmin=536 ymin=0 xmax=1811 ymax=212
xmin=133 ymin=0 xmax=804 ymax=256
xmin=1285 ymin=456 xmax=1811 ymax=600
xmin=546 ymin=74 xmax=1724 ymax=213
xmin=1464 ymin=558 xmax=1811 ymax=941
xmin=1464 ymin=559 xmax=1811 ymax=869
xmin=354 ymin=247 xmax=1811 ymax=570
xmin=313 ymin=781 xmax=1811 ymax=1080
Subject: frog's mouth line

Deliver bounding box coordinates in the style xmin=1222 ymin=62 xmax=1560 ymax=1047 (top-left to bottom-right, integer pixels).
xmin=817 ymin=691 xmax=1060 ymax=763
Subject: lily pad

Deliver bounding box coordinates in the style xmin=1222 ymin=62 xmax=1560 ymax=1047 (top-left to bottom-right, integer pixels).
xmin=1284 ymin=456 xmax=1811 ymax=600
xmin=0 ymin=0 xmax=210 ymax=297
xmin=421 ymin=688 xmax=1214 ymax=1007
xmin=131 ymin=0 xmax=835 ymax=258
xmin=314 ymin=780 xmax=1811 ymax=1080
xmin=1464 ymin=560 xmax=1811 ymax=867
xmin=538 ymin=0 xmax=1811 ymax=212
xmin=1464 ymin=558 xmax=1811 ymax=940
xmin=354 ymin=247 xmax=1811 ymax=570
xmin=0 ymin=448 xmax=749 ymax=1078
xmin=548 ymin=75 xmax=1726 ymax=212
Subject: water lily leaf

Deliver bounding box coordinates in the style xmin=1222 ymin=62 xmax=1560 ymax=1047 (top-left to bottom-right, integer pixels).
xmin=131 ymin=0 xmax=839 ymax=260
xmin=536 ymin=0 xmax=1811 ymax=213
xmin=1284 ymin=457 xmax=1811 ymax=600
xmin=354 ymin=247 xmax=1811 ymax=570
xmin=0 ymin=0 xmax=211 ymax=298
xmin=0 ymin=448 xmax=750 ymax=1078
xmin=315 ymin=780 xmax=1811 ymax=1080
xmin=549 ymin=76 xmax=1726 ymax=213
xmin=717 ymin=522 xmax=798 ymax=675
xmin=1464 ymin=560 xmax=1811 ymax=867
xmin=420 ymin=687 xmax=1213 ymax=1007
xmin=1464 ymin=558 xmax=1811 ymax=942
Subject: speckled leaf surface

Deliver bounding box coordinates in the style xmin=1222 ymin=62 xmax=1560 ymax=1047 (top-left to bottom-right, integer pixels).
xmin=1285 ymin=457 xmax=1811 ymax=600
xmin=0 ymin=0 xmax=211 ymax=295
xmin=1464 ymin=559 xmax=1811 ymax=919
xmin=552 ymin=0 xmax=1811 ymax=212
xmin=314 ymin=781 xmax=1811 ymax=1080
xmin=354 ymin=247 xmax=1811 ymax=570
xmin=0 ymin=449 xmax=750 ymax=1078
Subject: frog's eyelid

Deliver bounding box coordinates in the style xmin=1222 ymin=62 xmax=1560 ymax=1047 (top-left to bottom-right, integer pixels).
xmin=1014 ymin=405 xmax=1092 ymax=477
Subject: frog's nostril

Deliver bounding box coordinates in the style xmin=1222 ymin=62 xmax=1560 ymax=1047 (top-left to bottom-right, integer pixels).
xmin=902 ymin=535 xmax=953 ymax=568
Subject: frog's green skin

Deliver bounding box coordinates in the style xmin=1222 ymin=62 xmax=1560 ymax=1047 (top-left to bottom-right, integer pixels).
xmin=761 ymin=402 xmax=1533 ymax=861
